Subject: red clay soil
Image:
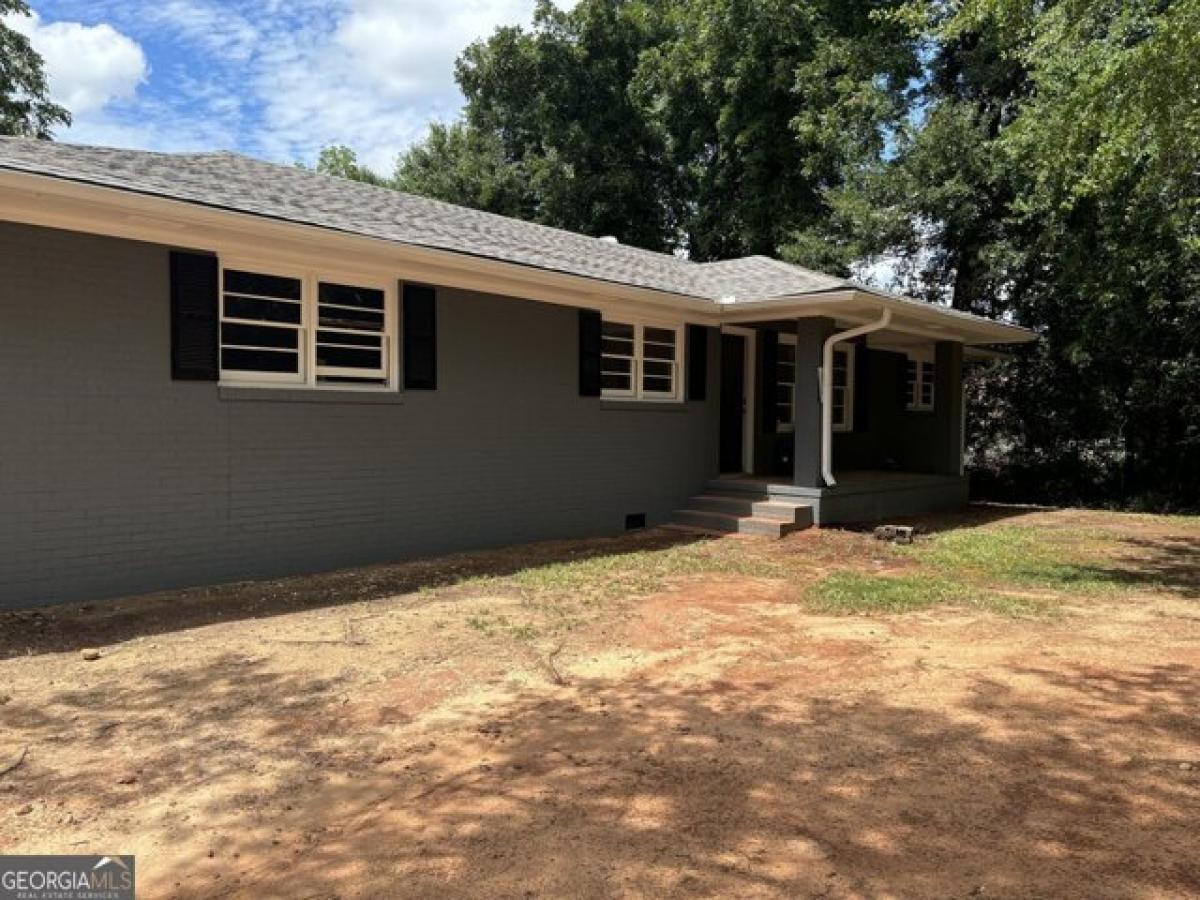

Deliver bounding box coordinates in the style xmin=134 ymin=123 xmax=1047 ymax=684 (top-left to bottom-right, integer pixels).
xmin=1 ymin=508 xmax=1198 ymax=898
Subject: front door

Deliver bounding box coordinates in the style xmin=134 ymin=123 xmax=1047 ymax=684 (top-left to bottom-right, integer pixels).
xmin=720 ymin=333 xmax=747 ymax=473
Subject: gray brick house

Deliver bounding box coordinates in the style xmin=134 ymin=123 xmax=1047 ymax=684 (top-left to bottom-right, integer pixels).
xmin=0 ymin=138 xmax=1034 ymax=607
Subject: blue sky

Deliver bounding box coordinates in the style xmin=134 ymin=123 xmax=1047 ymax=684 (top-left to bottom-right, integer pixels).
xmin=7 ymin=0 xmax=575 ymax=171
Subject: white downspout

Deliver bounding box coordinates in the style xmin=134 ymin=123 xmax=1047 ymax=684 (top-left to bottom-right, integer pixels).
xmin=820 ymin=309 xmax=893 ymax=487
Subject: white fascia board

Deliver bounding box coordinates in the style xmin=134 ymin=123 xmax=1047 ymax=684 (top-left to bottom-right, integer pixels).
xmin=0 ymin=171 xmax=722 ymax=325
xmin=719 ymin=289 xmax=1035 ymax=345
xmin=0 ymin=170 xmax=1036 ymax=344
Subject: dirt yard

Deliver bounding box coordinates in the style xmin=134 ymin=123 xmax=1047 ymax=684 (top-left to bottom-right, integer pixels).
xmin=1 ymin=506 xmax=1198 ymax=899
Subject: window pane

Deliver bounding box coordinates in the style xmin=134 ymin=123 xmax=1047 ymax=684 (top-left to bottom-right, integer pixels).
xmin=316 ymin=330 xmax=382 ymax=348
xmin=221 ymin=323 xmax=299 ymax=350
xmin=602 ymin=337 xmax=634 ymax=356
xmin=778 ymin=343 xmax=796 ymax=365
xmin=315 ymin=346 xmax=382 ymax=370
xmin=643 ymin=375 xmax=673 ymax=393
xmin=643 ymin=326 xmax=676 ymax=346
xmin=602 ymin=322 xmax=634 ymax=340
xmin=224 ymin=295 xmax=302 ymax=324
xmin=319 ymin=306 xmax=384 ymax=332
xmin=224 ymin=270 xmax=301 ymax=301
xmin=602 ymin=373 xmax=632 ymax=391
xmin=222 ymin=348 xmax=299 ymax=373
xmin=319 ymin=282 xmax=384 ymax=310
xmin=921 ymin=381 xmax=934 ymax=406
xmin=776 ymin=384 xmax=793 ymax=404
xmin=642 ymin=360 xmax=673 ymax=379
xmin=601 ymin=357 xmax=632 ymax=375
xmin=643 ymin=341 xmax=676 ymax=361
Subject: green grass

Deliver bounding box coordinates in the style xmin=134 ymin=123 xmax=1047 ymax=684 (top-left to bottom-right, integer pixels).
xmin=808 ymin=571 xmax=1049 ymax=616
xmin=453 ymin=519 xmax=1167 ymax=628
xmin=806 ymin=523 xmax=1153 ymax=616
xmin=458 ymin=541 xmax=788 ymax=601
xmin=909 ymin=526 xmax=1142 ymax=594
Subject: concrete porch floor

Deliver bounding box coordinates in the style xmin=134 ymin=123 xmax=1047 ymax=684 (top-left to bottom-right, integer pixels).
xmin=709 ymin=470 xmax=969 ymax=525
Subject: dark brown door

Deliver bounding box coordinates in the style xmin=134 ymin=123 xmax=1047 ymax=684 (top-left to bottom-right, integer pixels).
xmin=720 ymin=334 xmax=746 ymax=472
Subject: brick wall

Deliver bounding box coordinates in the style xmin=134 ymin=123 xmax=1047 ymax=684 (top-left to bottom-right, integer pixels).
xmin=0 ymin=222 xmax=719 ymax=607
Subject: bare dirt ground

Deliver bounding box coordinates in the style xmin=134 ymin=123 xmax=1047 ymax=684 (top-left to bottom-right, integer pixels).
xmin=1 ymin=506 xmax=1198 ymax=899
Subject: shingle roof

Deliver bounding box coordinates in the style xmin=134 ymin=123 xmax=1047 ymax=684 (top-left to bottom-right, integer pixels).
xmin=0 ymin=137 xmax=857 ymax=302
xmin=0 ymin=139 xmax=1036 ymax=341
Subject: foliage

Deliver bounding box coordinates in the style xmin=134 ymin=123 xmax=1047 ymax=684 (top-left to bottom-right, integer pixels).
xmin=393 ymin=122 xmax=533 ymax=219
xmin=324 ymin=0 xmax=1199 ymax=509
xmin=0 ymin=0 xmax=70 ymax=138
xmin=393 ymin=0 xmax=917 ymax=257
xmin=314 ymin=145 xmax=391 ymax=187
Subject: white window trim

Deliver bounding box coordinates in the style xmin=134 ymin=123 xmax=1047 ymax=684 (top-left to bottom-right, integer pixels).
xmin=777 ymin=334 xmax=797 ymax=433
xmin=779 ymin=334 xmax=854 ymax=432
xmin=219 ymin=258 xmax=399 ymax=392
xmin=905 ymin=350 xmax=936 ymax=412
xmin=830 ymin=343 xmax=855 ymax=433
xmin=600 ymin=317 xmax=684 ymax=402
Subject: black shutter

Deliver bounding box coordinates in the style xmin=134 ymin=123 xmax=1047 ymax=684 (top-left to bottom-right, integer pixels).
xmin=403 ymin=283 xmax=437 ymax=390
xmin=758 ymin=328 xmax=779 ymax=434
xmin=854 ymin=340 xmax=870 ymax=433
xmin=170 ymin=250 xmax=219 ymax=381
xmin=686 ymin=324 xmax=708 ymax=401
xmin=579 ymin=309 xmax=602 ymax=396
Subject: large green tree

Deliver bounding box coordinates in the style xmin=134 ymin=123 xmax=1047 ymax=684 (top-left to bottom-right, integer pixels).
xmin=846 ymin=0 xmax=1200 ymax=507
xmin=324 ymin=0 xmax=1199 ymax=508
xmin=387 ymin=0 xmax=918 ymax=256
xmin=0 ymin=0 xmax=69 ymax=137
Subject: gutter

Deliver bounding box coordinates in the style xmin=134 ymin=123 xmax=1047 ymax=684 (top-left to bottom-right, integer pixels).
xmin=821 ymin=309 xmax=892 ymax=487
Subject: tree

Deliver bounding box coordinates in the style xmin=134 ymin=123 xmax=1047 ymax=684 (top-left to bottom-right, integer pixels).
xmin=635 ymin=0 xmax=919 ymax=263
xmin=391 ymin=0 xmax=918 ymax=257
xmin=0 ymin=0 xmax=70 ymax=137
xmin=867 ymin=0 xmax=1200 ymax=508
xmin=394 ymin=122 xmax=534 ymax=220
xmin=443 ymin=0 xmax=682 ymax=250
xmin=314 ymin=145 xmax=391 ymax=187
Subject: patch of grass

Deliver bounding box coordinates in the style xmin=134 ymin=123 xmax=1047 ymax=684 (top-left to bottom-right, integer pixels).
xmin=808 ymin=571 xmax=1050 ymax=617
xmin=909 ymin=526 xmax=1143 ymax=594
xmin=460 ymin=542 xmax=788 ymax=601
xmin=809 ymin=572 xmax=962 ymax=613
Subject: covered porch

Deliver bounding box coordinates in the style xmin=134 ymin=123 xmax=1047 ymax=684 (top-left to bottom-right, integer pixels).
xmin=712 ymin=310 xmax=970 ymax=525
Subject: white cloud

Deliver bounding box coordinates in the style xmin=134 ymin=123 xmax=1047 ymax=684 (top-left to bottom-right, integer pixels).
xmin=138 ymin=0 xmax=261 ymax=64
xmin=12 ymin=0 xmax=577 ymax=169
xmin=6 ymin=8 xmax=147 ymax=114
xmin=251 ymin=0 xmax=577 ymax=171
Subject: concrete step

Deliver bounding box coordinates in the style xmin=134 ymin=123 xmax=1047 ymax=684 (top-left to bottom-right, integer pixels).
xmin=670 ymin=508 xmax=809 ymax=538
xmin=686 ymin=494 xmax=813 ymax=524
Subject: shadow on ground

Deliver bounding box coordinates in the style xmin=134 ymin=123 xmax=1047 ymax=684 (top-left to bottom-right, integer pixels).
xmin=0 ymin=528 xmax=711 ymax=660
xmin=11 ymin=650 xmax=1196 ymax=898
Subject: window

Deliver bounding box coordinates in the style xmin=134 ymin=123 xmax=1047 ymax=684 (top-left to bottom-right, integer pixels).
xmin=220 ymin=270 xmax=304 ymax=383
xmin=831 ymin=345 xmax=855 ymax=432
xmin=601 ymin=319 xmax=681 ymax=400
xmin=905 ymin=355 xmax=936 ymax=411
xmin=316 ymin=281 xmax=388 ymax=384
xmin=777 ymin=338 xmax=796 ymax=431
xmin=220 ymin=264 xmax=395 ymax=390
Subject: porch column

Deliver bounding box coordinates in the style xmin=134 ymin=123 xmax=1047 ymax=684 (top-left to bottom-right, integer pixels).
xmin=934 ymin=341 xmax=965 ymax=476
xmin=793 ymin=317 xmax=836 ymax=487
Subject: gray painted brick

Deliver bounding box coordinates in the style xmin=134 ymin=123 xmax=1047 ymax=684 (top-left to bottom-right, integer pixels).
xmin=1 ymin=222 xmax=719 ymax=607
